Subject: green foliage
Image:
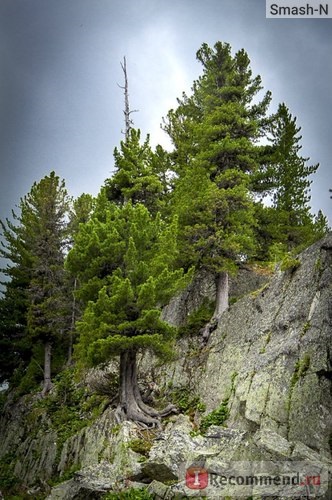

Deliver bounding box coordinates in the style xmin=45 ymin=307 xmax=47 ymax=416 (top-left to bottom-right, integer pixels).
xmin=287 ymin=354 xmax=311 ymax=422
xmin=165 ymin=385 xmax=206 ymax=416
xmin=178 ymin=299 xmax=215 ymax=337
xmin=0 ymin=452 xmax=19 ymax=492
xmin=102 ymin=488 xmax=153 ymax=500
xmin=255 ymin=104 xmax=328 ymax=257
xmin=269 ymin=104 xmax=318 ymax=216
xmin=105 ymin=129 xmax=170 ymax=215
xmin=199 ymin=372 xmax=237 ymax=433
xmin=280 ymin=253 xmax=301 ymax=272
xmin=0 ymin=172 xmax=72 ymax=389
xmin=61 ymin=463 xmax=82 ymax=481
xmin=301 ymin=321 xmax=311 ymax=337
xmin=68 ymin=193 xmax=95 ymax=238
xmin=68 ymin=201 xmax=192 ymax=367
xmin=164 ymin=42 xmax=267 ymax=277
xmin=33 ymin=368 xmax=107 ymax=459
xmin=15 ymin=357 xmax=43 ymax=396
xmin=200 ymin=398 xmax=230 ymax=433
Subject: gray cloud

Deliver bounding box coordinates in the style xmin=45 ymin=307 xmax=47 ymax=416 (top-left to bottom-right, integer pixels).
xmin=0 ymin=0 xmax=331 ymax=225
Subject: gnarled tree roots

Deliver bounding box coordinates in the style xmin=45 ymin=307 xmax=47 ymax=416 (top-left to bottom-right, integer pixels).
xmin=115 ymin=349 xmax=178 ymax=428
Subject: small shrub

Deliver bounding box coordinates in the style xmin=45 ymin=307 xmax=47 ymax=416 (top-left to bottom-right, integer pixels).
xmin=86 ymin=369 xmax=119 ymax=397
xmin=165 ymin=386 xmax=206 ymax=417
xmin=0 ymin=452 xmax=19 ymax=492
xmin=199 ymin=372 xmax=237 ymax=433
xmin=200 ymin=398 xmax=230 ymax=433
xmin=102 ymin=487 xmax=153 ymax=499
xmin=15 ymin=360 xmax=43 ymax=396
xmin=280 ymin=254 xmax=301 ymax=272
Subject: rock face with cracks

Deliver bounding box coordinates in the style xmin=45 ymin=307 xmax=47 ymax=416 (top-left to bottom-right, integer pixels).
xmin=0 ymin=235 xmax=331 ymax=499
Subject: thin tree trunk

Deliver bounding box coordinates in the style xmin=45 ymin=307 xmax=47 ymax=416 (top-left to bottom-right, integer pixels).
xmin=214 ymin=271 xmax=229 ymax=318
xmin=119 ymin=57 xmax=138 ymax=143
xmin=115 ymin=350 xmax=176 ymax=427
xmin=42 ymin=341 xmax=52 ymax=396
xmin=67 ymin=277 xmax=77 ymax=365
xmin=201 ymin=271 xmax=229 ymax=343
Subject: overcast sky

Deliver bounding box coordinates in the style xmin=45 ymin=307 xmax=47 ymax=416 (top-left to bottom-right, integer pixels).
xmin=0 ymin=0 xmax=331 ymax=226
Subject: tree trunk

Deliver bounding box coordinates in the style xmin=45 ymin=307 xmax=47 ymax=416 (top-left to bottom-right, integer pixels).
xmin=42 ymin=341 xmax=52 ymax=396
xmin=201 ymin=271 xmax=229 ymax=343
xmin=115 ymin=349 xmax=177 ymax=427
xmin=67 ymin=277 xmax=77 ymax=365
xmin=214 ymin=271 xmax=229 ymax=318
xmin=119 ymin=57 xmax=138 ymax=143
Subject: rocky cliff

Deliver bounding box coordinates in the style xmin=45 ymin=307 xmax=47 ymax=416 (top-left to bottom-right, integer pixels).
xmin=0 ymin=234 xmax=331 ymax=499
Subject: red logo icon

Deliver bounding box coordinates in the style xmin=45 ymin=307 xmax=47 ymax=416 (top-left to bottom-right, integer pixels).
xmin=186 ymin=466 xmax=208 ymax=489
xmin=301 ymin=475 xmax=321 ymax=486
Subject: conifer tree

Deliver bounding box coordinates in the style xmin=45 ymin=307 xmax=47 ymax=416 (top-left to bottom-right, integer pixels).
xmin=67 ymin=199 xmax=191 ymax=426
xmin=164 ymin=42 xmax=271 ymax=339
xmin=106 ymin=57 xmax=172 ymax=216
xmin=1 ymin=172 xmax=71 ymax=393
xmin=25 ymin=172 xmax=71 ymax=394
xmin=257 ymin=103 xmax=328 ymax=255
xmin=0 ymin=212 xmax=33 ymax=383
xmin=105 ymin=129 xmax=168 ymax=215
xmin=65 ymin=193 xmax=95 ymax=364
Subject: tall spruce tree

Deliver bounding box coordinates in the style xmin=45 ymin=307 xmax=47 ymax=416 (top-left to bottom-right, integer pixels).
xmin=0 ymin=217 xmax=32 ymax=384
xmin=0 ymin=172 xmax=71 ymax=394
xmin=25 ymin=172 xmax=71 ymax=394
xmin=254 ymin=103 xmax=329 ymax=258
xmin=67 ymin=198 xmax=191 ymax=426
xmin=164 ymin=42 xmax=271 ymax=339
xmin=268 ymin=103 xmax=325 ymax=250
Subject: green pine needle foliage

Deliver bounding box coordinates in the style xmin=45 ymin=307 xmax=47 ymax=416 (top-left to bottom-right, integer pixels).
xmin=67 ymin=201 xmax=193 ymax=367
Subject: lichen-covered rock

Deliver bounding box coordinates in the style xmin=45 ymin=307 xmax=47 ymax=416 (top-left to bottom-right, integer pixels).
xmin=1 ymin=235 xmax=331 ymax=499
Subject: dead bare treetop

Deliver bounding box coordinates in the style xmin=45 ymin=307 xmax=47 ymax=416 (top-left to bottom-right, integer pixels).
xmin=118 ymin=56 xmax=138 ymax=141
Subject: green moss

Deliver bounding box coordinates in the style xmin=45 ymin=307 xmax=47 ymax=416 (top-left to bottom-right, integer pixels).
xmin=280 ymin=254 xmax=301 ymax=273
xmin=102 ymin=488 xmax=153 ymax=499
xmin=287 ymin=354 xmax=311 ymax=428
xmin=48 ymin=462 xmax=81 ymax=486
xmin=111 ymin=424 xmax=121 ymax=435
xmin=127 ymin=430 xmax=157 ymax=457
xmin=301 ymin=321 xmax=311 ymax=337
xmin=250 ymin=282 xmax=270 ymax=299
xmin=260 ymin=331 xmax=272 ymax=354
xmin=291 ymin=354 xmax=310 ymax=388
xmin=229 ymin=296 xmax=238 ymax=306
